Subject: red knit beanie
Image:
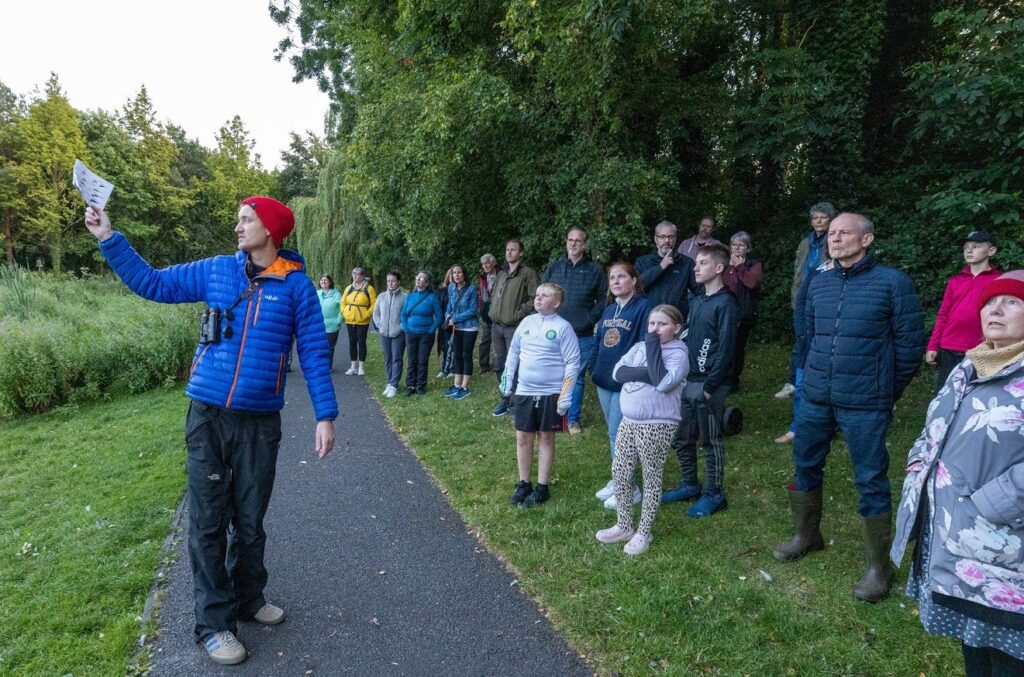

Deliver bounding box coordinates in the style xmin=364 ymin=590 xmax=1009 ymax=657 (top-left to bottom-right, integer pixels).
xmin=978 ymin=270 xmax=1024 ymax=311
xmin=240 ymin=196 xmax=295 ymax=248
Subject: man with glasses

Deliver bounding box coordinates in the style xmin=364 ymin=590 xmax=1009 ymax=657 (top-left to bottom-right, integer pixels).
xmin=540 ymin=228 xmax=608 ymax=434
xmin=635 ymin=220 xmax=700 ymax=321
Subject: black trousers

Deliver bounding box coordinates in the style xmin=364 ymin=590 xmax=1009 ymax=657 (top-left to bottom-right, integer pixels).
xmin=346 ymin=323 xmax=369 ymax=361
xmin=451 ymin=330 xmax=478 ymax=376
xmin=936 ymin=348 xmax=966 ymax=393
xmin=405 ymin=332 xmax=435 ymax=392
xmin=185 ymin=401 xmax=281 ymax=641
xmin=326 ymin=330 xmax=339 ymax=369
xmin=962 ymin=642 xmax=1024 ymax=677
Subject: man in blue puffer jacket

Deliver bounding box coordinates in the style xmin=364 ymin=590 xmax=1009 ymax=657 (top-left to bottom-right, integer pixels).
xmin=773 ymin=212 xmax=925 ymax=605
xmin=85 ymin=197 xmax=338 ymax=666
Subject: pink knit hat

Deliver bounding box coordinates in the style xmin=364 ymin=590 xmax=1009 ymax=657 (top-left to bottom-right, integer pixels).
xmin=978 ymin=270 xmax=1024 ymax=311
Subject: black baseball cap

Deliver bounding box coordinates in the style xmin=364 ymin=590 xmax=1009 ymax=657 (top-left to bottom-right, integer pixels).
xmin=962 ymin=231 xmax=996 ymax=246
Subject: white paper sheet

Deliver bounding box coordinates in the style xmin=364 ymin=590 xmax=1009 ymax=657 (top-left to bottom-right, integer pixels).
xmin=72 ymin=159 xmax=115 ymax=209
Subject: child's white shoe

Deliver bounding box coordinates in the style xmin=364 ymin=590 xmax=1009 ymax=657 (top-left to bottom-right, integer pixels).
xmin=624 ymin=532 xmax=652 ymax=555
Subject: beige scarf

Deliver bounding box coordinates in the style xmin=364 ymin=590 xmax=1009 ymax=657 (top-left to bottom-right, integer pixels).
xmin=966 ymin=338 xmax=1024 ymax=378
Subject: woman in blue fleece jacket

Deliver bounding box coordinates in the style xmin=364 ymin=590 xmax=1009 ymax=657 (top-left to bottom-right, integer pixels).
xmin=401 ymin=270 xmax=443 ymax=395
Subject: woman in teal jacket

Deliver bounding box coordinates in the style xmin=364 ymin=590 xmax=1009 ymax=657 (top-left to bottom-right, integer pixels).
xmin=318 ymin=274 xmax=342 ymax=370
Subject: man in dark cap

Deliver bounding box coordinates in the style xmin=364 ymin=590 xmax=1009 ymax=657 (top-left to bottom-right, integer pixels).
xmin=85 ymin=196 xmax=337 ymax=666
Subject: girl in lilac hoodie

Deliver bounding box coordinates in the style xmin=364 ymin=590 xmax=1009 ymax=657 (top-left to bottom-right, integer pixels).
xmin=596 ymin=305 xmax=688 ymax=555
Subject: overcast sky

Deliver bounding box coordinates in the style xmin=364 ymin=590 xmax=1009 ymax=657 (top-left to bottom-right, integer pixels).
xmin=2 ymin=0 xmax=330 ymax=169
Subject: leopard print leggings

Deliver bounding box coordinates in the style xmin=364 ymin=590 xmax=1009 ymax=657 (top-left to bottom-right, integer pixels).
xmin=612 ymin=419 xmax=676 ymax=536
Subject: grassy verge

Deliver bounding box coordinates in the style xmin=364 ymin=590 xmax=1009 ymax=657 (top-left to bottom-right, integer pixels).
xmin=368 ymin=341 xmax=961 ymax=675
xmin=0 ymin=387 xmax=187 ymax=676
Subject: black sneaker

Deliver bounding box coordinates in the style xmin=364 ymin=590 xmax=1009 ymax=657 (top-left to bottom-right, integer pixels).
xmin=509 ymin=480 xmax=532 ymax=506
xmin=522 ymin=483 xmax=549 ymax=507
xmin=406 ymin=387 xmax=416 ymax=396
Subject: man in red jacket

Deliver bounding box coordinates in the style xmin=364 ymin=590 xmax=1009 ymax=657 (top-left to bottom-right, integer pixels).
xmin=925 ymin=231 xmax=1000 ymax=391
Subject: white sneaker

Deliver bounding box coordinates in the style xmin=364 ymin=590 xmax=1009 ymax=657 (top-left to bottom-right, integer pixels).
xmin=595 ymin=480 xmax=616 ymax=501
xmin=204 ymin=630 xmax=247 ymax=665
xmin=773 ymin=382 xmax=796 ymax=399
xmin=345 ymin=366 xmax=357 ymax=375
xmin=385 ymin=385 xmax=397 ymax=398
xmin=357 ymin=365 xmax=365 ymax=375
xmin=603 ymin=488 xmax=642 ymax=510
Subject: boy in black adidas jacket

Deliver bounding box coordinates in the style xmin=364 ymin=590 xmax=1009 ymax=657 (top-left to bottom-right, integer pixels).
xmin=663 ymin=243 xmax=739 ymax=518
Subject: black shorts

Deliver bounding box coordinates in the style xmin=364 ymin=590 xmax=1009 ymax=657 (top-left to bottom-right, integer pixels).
xmin=513 ymin=394 xmax=565 ymax=433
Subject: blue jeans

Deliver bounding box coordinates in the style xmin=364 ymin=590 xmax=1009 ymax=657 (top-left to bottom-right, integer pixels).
xmin=380 ymin=334 xmax=405 ymax=387
xmin=787 ymin=367 xmax=804 ymax=434
xmin=568 ymin=335 xmax=594 ymax=424
xmin=793 ymin=401 xmax=893 ymax=517
xmin=596 ymin=387 xmax=622 ymax=459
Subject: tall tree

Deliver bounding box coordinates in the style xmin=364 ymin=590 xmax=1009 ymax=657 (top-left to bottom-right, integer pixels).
xmin=10 ymin=74 xmax=90 ymax=271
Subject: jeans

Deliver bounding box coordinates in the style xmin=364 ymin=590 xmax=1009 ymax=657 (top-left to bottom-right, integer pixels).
xmin=793 ymin=400 xmax=893 ymax=517
xmin=567 ymin=335 xmax=594 ymax=425
xmin=185 ymin=401 xmax=281 ymax=641
xmin=596 ymin=387 xmax=623 ymax=459
xmin=405 ymin=332 xmax=434 ymax=392
xmin=380 ymin=334 xmax=405 ymax=387
xmin=788 ymin=367 xmax=804 ymax=434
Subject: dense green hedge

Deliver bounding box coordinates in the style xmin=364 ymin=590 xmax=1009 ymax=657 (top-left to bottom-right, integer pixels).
xmin=0 ymin=266 xmax=195 ymax=418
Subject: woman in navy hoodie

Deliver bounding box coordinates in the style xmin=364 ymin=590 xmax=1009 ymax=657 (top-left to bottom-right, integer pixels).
xmin=589 ymin=262 xmax=651 ymax=508
xmin=400 ymin=271 xmax=443 ymax=395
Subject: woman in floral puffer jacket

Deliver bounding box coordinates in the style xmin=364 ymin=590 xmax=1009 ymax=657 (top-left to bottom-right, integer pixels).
xmin=892 ymin=270 xmax=1024 ymax=676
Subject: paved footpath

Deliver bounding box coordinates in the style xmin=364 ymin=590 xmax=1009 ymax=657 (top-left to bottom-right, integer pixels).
xmin=149 ymin=343 xmax=592 ymax=676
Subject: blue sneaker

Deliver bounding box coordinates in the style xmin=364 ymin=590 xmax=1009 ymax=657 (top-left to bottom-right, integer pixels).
xmin=661 ymin=482 xmax=702 ymax=504
xmin=452 ymin=387 xmax=470 ymax=400
xmin=687 ymin=492 xmax=727 ymax=518
xmin=492 ymin=401 xmax=509 ymax=417
xmin=442 ymin=385 xmax=459 ymax=398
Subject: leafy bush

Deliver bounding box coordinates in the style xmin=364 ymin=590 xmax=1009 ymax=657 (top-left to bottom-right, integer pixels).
xmin=0 ymin=271 xmax=195 ymax=418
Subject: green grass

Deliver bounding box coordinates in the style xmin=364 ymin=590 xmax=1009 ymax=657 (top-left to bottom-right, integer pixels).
xmin=369 ymin=342 xmax=962 ymax=676
xmin=0 ymin=387 xmax=187 ymax=676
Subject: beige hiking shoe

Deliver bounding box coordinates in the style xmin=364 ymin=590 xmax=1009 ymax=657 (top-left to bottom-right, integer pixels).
xmin=204 ymin=631 xmax=247 ymax=665
xmin=253 ymin=602 xmax=285 ymax=625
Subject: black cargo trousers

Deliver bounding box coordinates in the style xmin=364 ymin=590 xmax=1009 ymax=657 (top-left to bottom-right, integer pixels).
xmin=185 ymin=400 xmax=282 ymax=642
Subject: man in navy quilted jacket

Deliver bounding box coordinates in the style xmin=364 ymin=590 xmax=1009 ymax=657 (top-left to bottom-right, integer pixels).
xmin=772 ymin=212 xmax=925 ymax=604
xmin=85 ymin=197 xmax=338 ymax=666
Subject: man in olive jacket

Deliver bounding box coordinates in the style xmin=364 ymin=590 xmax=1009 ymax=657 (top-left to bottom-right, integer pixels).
xmin=490 ymin=239 xmax=539 ymax=416
xmin=773 ymin=213 xmax=925 ymax=604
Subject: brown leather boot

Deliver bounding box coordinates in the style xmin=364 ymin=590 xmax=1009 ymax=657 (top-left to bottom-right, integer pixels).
xmin=773 ymin=488 xmax=825 ymax=562
xmin=852 ymin=512 xmax=895 ymax=602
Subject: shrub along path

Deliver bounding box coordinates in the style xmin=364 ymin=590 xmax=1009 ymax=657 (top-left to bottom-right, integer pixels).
xmin=147 ymin=342 xmax=591 ymax=675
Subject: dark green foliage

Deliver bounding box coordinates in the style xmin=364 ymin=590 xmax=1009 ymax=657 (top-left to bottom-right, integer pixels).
xmin=276 ymin=1 xmax=1021 ymax=338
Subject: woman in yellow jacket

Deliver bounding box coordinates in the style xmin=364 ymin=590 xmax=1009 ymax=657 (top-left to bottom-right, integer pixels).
xmin=341 ymin=267 xmax=377 ymax=375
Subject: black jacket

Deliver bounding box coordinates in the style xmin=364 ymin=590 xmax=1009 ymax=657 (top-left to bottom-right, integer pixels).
xmin=540 ymin=256 xmax=608 ymax=336
xmin=635 ymin=249 xmax=700 ymax=321
xmin=685 ymin=286 xmax=739 ymax=395
xmin=802 ymin=252 xmax=925 ymax=410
